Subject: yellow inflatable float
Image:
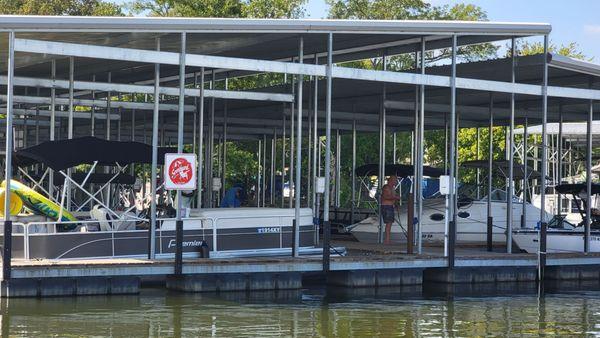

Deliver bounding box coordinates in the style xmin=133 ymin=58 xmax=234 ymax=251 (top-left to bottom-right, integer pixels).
xmin=0 ymin=180 xmax=77 ymax=222
xmin=0 ymin=188 xmax=23 ymax=216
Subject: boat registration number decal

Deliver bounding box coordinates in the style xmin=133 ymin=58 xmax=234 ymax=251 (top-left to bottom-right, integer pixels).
xmin=258 ymin=227 xmax=281 ymax=234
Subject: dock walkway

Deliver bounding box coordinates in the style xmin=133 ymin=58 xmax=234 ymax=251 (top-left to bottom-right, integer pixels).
xmin=3 ymin=241 xmax=600 ymax=297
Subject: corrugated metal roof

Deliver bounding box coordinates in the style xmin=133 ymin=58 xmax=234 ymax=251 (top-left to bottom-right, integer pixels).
xmin=0 ymin=16 xmax=552 ymax=35
xmin=549 ymin=53 xmax=600 ymax=78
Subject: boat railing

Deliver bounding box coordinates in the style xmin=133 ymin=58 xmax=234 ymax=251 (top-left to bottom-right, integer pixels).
xmin=157 ymin=213 xmax=306 ymax=253
xmin=14 ymin=212 xmax=310 ymax=261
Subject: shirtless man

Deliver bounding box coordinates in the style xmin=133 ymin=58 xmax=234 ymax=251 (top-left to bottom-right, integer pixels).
xmin=380 ymin=175 xmax=400 ymax=244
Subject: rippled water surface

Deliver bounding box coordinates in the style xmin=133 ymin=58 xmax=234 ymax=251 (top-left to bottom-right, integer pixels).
xmin=3 ymin=282 xmax=600 ymax=337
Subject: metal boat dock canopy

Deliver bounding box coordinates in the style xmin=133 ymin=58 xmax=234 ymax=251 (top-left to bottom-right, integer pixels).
xmin=515 ymin=121 xmax=600 ymax=136
xmin=13 ymin=136 xmax=176 ymax=170
xmin=1 ymin=15 xmax=600 ymax=272
xmin=515 ymin=121 xmax=600 ymax=147
xmin=462 ymin=160 xmax=547 ymax=180
xmin=0 ymin=16 xmax=568 ymax=142
xmin=355 ymin=164 xmax=445 ymax=178
xmin=555 ymin=183 xmax=600 ymax=196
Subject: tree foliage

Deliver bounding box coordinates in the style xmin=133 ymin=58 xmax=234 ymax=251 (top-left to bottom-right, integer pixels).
xmin=0 ymin=0 xmax=123 ymax=15
xmin=328 ymin=0 xmax=497 ymax=64
xmin=128 ymin=0 xmax=306 ymax=18
xmin=512 ymin=40 xmax=590 ymax=61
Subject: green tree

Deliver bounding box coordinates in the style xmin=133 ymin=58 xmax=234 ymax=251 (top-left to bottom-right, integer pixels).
xmin=328 ymin=0 xmax=497 ymax=64
xmin=129 ymin=0 xmax=243 ymax=17
xmin=243 ymin=0 xmax=305 ymax=18
xmin=0 ymin=0 xmax=123 ymax=15
xmin=128 ymin=0 xmax=306 ymax=18
xmin=513 ymin=40 xmax=590 ymax=60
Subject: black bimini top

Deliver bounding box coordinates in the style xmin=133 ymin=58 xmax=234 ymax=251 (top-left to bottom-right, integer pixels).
xmin=461 ymin=160 xmax=546 ymax=180
xmin=355 ymin=164 xmax=445 ymax=178
xmin=14 ymin=136 xmax=177 ymax=171
xmin=555 ymin=183 xmax=600 ymax=196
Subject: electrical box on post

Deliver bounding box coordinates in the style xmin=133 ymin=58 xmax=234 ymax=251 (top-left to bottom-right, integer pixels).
xmin=315 ymin=177 xmax=325 ymax=194
xmin=212 ymin=177 xmax=222 ymax=192
xmin=439 ymin=175 xmax=454 ymax=195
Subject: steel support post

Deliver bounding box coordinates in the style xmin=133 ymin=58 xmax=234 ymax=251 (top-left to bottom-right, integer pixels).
xmin=539 ymin=35 xmax=549 ymax=281
xmin=417 ymin=37 xmax=425 ymax=254
xmin=393 ymin=133 xmax=397 ymax=164
xmin=522 ymin=116 xmax=528 ymax=228
xmin=35 ymin=87 xmax=39 ymax=147
xmin=487 ymin=94 xmax=494 ymax=251
xmin=23 ymin=96 xmax=28 ymax=149
xmin=351 ymin=120 xmax=357 ymax=225
xmin=48 ymin=60 xmax=56 ymax=197
xmin=557 ymin=105 xmax=563 ymax=215
xmin=105 ymin=71 xmax=112 ymax=208
xmin=131 ymin=107 xmax=136 ymax=142
xmin=117 ymin=95 xmax=122 ymax=141
xmin=222 ymin=80 xmax=228 ymax=201
xmin=316 ymin=133 xmax=322 ymax=245
xmin=281 ymin=112 xmax=286 ymax=208
xmin=335 ymin=129 xmax=341 ymax=209
xmin=411 ymin=50 xmax=418 ymax=255
xmin=323 ymin=33 xmax=333 ymax=272
xmin=307 ymin=79 xmax=312 ymax=210
xmin=174 ymin=32 xmax=186 ymax=274
xmin=257 ymin=139 xmax=262 ymax=207
xmin=2 ymin=31 xmax=15 ymax=281
xmin=68 ymin=57 xmax=75 ymax=139
xmin=66 ymin=56 xmax=74 ymax=210
xmin=271 ymin=132 xmax=276 ymax=204
xmin=506 ymin=38 xmax=516 ymax=253
xmin=377 ymin=53 xmax=387 ymax=244
xmin=131 ymin=102 xmax=136 ymax=178
xmin=197 ymin=68 xmax=205 ymax=208
xmin=289 ymin=63 xmax=295 ymax=210
xmin=91 ymin=75 xmax=96 ymax=137
xmin=207 ymin=71 xmax=215 ymax=208
xmin=476 ymin=128 xmax=481 ymax=199
xmin=149 ymin=38 xmax=160 ymax=260
xmin=216 ymin=135 xmax=221 ymax=199
xmin=448 ymin=35 xmax=458 ymax=268
xmin=262 ymin=134 xmax=267 ymax=207
xmin=586 ymin=99 xmax=593 ymax=252
xmin=443 ymin=115 xmax=449 ymax=256
xmin=312 ymin=55 xmax=319 ymax=223
xmin=106 ymin=72 xmax=111 ymax=140
xmin=292 ymin=37 xmax=304 ymax=257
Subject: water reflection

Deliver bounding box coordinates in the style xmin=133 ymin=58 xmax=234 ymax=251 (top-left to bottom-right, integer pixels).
xmin=1 ymin=281 xmax=600 ymax=337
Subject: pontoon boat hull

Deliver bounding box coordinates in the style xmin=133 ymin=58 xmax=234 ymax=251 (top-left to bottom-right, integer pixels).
xmin=4 ymin=208 xmax=317 ymax=259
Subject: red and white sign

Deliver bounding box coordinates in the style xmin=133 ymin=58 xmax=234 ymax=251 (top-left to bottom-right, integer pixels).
xmin=164 ymin=153 xmax=197 ymax=190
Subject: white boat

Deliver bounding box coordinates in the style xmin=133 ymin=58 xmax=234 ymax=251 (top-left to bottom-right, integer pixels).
xmin=348 ymin=191 xmax=546 ymax=245
xmin=512 ymin=227 xmax=600 ymax=253
xmin=531 ymin=191 xmax=599 ymax=226
xmin=513 ymin=183 xmax=600 ymax=253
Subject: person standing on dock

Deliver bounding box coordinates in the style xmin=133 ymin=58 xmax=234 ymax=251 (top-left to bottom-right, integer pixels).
xmin=381 ymin=175 xmax=400 ymax=244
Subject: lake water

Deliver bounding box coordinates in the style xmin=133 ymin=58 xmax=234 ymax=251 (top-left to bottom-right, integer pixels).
xmin=3 ymin=281 xmax=600 ymax=337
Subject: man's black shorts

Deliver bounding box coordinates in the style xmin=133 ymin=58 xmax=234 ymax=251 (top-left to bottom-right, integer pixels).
xmin=381 ymin=205 xmax=395 ymax=223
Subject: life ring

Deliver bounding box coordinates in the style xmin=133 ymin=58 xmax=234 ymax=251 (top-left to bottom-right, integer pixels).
xmin=1 ymin=180 xmax=77 ymax=222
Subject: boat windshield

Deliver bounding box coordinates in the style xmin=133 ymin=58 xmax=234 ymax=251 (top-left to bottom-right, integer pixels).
xmin=459 ymin=184 xmax=523 ymax=202
xmin=480 ymin=189 xmax=524 ymax=202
